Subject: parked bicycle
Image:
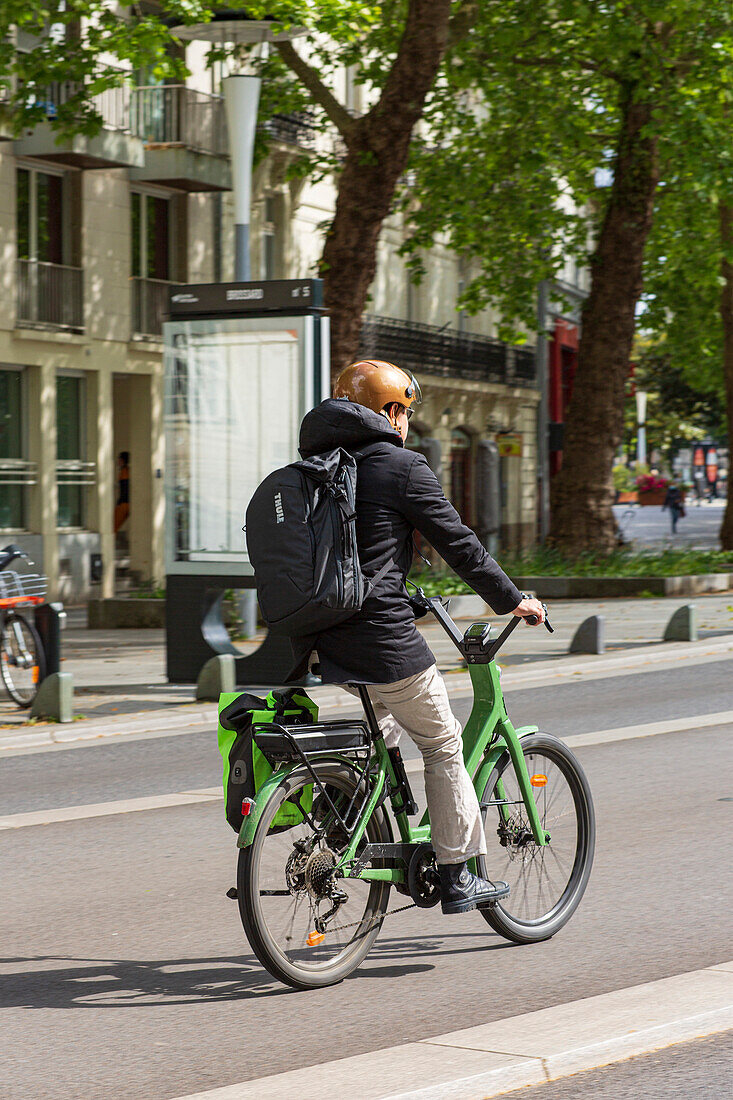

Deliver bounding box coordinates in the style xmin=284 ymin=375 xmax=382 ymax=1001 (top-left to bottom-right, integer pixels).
xmin=0 ymin=544 xmax=47 ymax=707
xmin=233 ymin=591 xmax=596 ymax=989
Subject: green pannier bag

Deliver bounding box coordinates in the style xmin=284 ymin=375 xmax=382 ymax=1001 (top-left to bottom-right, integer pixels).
xmin=217 ymin=688 xmax=318 ymax=833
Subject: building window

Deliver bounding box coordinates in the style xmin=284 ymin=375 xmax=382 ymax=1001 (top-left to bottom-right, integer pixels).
xmin=16 ymin=165 xmax=83 ymax=330
xmin=131 ymin=191 xmax=171 ymax=280
xmin=17 ymin=166 xmax=64 ymax=265
xmin=56 ymin=374 xmax=86 ymax=529
xmin=0 ymin=369 xmax=27 ymax=530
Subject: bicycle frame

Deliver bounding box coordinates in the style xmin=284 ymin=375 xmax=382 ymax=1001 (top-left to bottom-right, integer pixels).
xmin=237 ymin=611 xmax=549 ymax=886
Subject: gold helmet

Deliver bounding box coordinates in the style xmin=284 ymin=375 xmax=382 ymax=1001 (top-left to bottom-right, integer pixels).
xmin=333 ymin=360 xmax=422 ymax=417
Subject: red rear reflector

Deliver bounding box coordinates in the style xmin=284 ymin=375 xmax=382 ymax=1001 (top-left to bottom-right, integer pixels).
xmin=241 ymin=798 xmax=253 ymax=816
xmin=530 ymin=774 xmax=548 ymax=787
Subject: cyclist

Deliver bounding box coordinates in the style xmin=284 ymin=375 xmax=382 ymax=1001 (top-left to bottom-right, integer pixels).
xmin=289 ymin=360 xmax=546 ymax=914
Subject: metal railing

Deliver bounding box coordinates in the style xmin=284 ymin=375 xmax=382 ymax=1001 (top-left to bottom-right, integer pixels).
xmin=28 ymin=73 xmax=132 ymax=132
xmin=0 ymin=460 xmax=37 ymax=487
xmin=358 ymin=315 xmax=537 ymax=389
xmin=131 ymin=86 xmax=228 ymax=156
xmin=263 ymin=111 xmax=317 ymax=150
xmin=56 ymin=460 xmax=97 ymax=486
xmin=131 ymin=276 xmax=180 ymax=338
xmin=16 ymin=260 xmax=84 ymax=331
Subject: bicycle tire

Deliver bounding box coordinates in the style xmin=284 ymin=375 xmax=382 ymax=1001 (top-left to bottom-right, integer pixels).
xmin=478 ymin=732 xmax=595 ymax=944
xmin=238 ymin=762 xmax=391 ymax=990
xmin=0 ymin=611 xmax=46 ymax=708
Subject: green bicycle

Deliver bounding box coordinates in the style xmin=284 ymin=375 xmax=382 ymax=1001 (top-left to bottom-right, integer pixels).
xmin=235 ymin=592 xmax=595 ymax=989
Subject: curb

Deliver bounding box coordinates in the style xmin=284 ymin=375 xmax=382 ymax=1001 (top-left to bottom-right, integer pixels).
xmin=514 ymin=572 xmax=733 ymax=599
xmin=166 ymin=963 xmax=733 ymax=1100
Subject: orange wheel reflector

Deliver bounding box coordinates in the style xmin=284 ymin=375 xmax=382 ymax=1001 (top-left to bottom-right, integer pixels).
xmin=32 ymin=666 xmax=39 ymax=683
xmin=530 ymin=774 xmax=548 ymax=787
xmin=306 ymin=931 xmax=325 ymax=947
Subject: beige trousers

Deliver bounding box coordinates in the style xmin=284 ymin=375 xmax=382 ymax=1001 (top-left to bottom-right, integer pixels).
xmin=347 ymin=664 xmax=487 ymax=865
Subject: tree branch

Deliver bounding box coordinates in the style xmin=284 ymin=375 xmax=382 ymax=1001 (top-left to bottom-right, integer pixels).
xmin=511 ymin=53 xmax=623 ymax=83
xmin=275 ymin=40 xmax=355 ymax=139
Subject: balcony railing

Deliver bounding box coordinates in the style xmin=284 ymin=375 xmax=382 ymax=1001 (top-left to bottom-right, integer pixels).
xmin=359 ymin=315 xmax=537 ymax=389
xmin=131 ymin=86 xmax=228 ymax=157
xmin=28 ymin=74 xmax=132 ymax=132
xmin=16 ymin=260 xmax=84 ymax=331
xmin=263 ymin=111 xmax=317 ymax=150
xmin=131 ymin=276 xmax=179 ymax=338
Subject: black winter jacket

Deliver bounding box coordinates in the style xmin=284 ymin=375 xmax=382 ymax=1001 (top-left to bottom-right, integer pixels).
xmin=287 ymin=399 xmax=523 ymax=684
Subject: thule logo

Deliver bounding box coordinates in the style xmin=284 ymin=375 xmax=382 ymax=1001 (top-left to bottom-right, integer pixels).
xmin=171 ymin=293 xmax=199 ymax=303
xmin=274 ymin=492 xmax=285 ymax=524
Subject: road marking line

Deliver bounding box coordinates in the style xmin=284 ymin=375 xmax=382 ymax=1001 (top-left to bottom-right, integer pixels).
xmin=3 ymin=708 xmax=733 ymax=828
xmin=0 ymin=787 xmax=220 ymax=830
xmin=166 ymin=963 xmax=733 ymax=1100
xmin=402 ymin=708 xmax=733 ymax=774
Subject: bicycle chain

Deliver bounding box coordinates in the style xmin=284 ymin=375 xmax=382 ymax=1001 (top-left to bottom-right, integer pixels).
xmin=325 ymin=898 xmax=417 ymax=935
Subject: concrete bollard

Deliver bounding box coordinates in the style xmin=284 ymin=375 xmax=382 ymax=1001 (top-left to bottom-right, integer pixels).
xmin=196 ymin=654 xmax=236 ymax=701
xmin=569 ymin=615 xmax=605 ymax=655
xmin=30 ymin=671 xmax=73 ymax=723
xmin=663 ymin=604 xmax=698 ymax=642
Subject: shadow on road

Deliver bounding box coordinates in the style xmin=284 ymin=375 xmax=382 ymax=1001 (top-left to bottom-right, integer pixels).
xmin=0 ymin=950 xmax=437 ymax=1008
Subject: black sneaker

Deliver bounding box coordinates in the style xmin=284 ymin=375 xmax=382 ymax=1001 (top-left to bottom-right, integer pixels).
xmin=439 ymin=861 xmax=510 ymax=915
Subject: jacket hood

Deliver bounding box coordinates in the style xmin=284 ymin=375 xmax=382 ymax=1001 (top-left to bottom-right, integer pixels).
xmin=299 ymin=398 xmax=404 ymax=458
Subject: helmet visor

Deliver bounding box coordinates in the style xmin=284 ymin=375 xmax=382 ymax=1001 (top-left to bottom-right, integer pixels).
xmin=405 ymin=372 xmax=422 ymax=406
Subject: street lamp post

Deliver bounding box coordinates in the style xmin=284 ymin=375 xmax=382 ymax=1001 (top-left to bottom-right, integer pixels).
xmin=222 ymin=74 xmax=261 ymax=280
xmin=170 ymin=14 xmax=306 ymax=282
xmin=168 ymin=14 xmax=307 ymax=635
xmin=636 ymin=389 xmax=648 ymax=468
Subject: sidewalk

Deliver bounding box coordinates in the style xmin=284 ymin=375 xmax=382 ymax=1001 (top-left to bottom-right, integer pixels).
xmin=1 ymin=592 xmax=732 ymax=747
xmin=613 ymin=496 xmax=727 ymax=549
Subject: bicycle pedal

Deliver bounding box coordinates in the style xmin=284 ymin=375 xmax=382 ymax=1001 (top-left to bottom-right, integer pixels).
xmin=226 ymin=887 xmax=238 ymax=900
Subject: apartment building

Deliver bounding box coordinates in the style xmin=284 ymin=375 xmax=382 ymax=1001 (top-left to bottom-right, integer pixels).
xmin=0 ymin=52 xmax=576 ymax=603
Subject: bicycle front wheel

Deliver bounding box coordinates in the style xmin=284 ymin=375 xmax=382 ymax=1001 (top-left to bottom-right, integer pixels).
xmin=0 ymin=612 xmax=46 ymax=707
xmin=238 ymin=762 xmax=391 ymax=990
xmin=478 ymin=733 xmax=595 ymax=944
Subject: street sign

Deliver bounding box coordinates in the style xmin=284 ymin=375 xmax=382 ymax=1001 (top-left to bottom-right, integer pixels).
xmin=496 ymin=433 xmax=523 ymax=457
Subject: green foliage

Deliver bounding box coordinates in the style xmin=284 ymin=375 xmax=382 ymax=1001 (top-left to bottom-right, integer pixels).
xmin=612 ymin=463 xmax=635 ymax=492
xmin=412 ymin=546 xmax=733 ymax=587
xmin=401 ymin=1 xmax=733 ymax=339
xmin=0 ymin=2 xmax=184 ymax=138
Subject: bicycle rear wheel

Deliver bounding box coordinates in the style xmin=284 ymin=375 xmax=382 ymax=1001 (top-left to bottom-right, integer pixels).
xmin=0 ymin=611 xmax=46 ymax=707
xmin=478 ymin=733 xmax=594 ymax=944
xmin=238 ymin=762 xmax=391 ymax=990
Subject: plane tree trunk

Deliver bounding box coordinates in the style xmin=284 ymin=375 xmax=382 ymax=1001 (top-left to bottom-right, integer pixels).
xmin=318 ymin=1 xmax=452 ymax=375
xmin=549 ymin=91 xmax=659 ymax=554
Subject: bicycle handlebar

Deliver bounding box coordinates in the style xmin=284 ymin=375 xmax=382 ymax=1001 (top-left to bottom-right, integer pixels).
xmin=409 ymin=586 xmax=553 ymax=661
xmin=0 ymin=544 xmax=32 ymax=570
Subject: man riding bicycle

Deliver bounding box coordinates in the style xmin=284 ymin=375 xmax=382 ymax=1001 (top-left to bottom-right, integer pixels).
xmin=288 ymin=359 xmax=546 ymax=915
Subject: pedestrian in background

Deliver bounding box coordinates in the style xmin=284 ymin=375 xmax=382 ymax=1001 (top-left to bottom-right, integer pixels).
xmin=663 ymin=483 xmax=685 ymax=534
xmin=114 ymin=451 xmax=130 ymax=533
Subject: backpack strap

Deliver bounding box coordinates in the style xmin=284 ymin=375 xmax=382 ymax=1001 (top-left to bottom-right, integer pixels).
xmin=364 ymin=557 xmax=394 ymax=597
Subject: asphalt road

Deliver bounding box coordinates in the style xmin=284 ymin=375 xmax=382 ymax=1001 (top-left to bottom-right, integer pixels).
xmin=2 ymin=658 xmax=733 ymax=1100
xmin=499 ymin=1031 xmax=733 ymax=1099
xmin=1 ymin=655 xmax=732 ymax=814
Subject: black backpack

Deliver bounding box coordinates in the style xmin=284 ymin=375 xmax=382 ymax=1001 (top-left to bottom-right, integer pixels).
xmin=245 ymin=447 xmax=391 ymax=635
